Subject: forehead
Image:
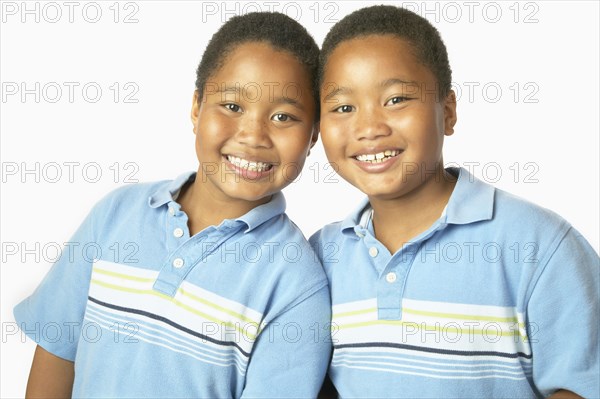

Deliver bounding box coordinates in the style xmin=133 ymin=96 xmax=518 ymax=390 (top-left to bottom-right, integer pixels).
xmin=322 ymin=35 xmax=434 ymax=87
xmin=210 ymin=42 xmax=313 ymax=98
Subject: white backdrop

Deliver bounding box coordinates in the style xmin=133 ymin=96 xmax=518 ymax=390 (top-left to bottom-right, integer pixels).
xmin=1 ymin=1 xmax=598 ymax=396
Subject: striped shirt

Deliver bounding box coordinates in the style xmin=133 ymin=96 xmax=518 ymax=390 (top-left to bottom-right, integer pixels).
xmin=310 ymin=167 xmax=599 ymax=398
xmin=15 ymin=172 xmax=331 ymax=398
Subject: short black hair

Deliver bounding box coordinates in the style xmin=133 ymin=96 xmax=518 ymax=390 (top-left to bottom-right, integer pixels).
xmin=319 ymin=5 xmax=452 ymax=98
xmin=195 ymin=12 xmax=320 ymax=118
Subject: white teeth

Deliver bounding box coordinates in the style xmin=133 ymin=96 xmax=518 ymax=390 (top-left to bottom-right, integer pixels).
xmin=355 ymin=150 xmax=400 ymax=163
xmin=227 ymin=155 xmax=273 ymax=172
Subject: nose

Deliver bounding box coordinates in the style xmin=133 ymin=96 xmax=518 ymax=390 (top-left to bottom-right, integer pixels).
xmin=354 ymin=107 xmax=392 ymax=141
xmin=235 ymin=116 xmax=273 ymax=148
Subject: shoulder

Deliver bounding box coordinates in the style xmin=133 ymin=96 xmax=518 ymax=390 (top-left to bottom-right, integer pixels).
xmin=262 ymin=212 xmax=308 ymax=242
xmin=488 ymin=188 xmax=572 ymax=245
xmin=99 ymin=179 xmax=170 ymax=209
xmin=89 ymin=179 xmax=170 ymax=218
xmin=308 ymin=221 xmax=347 ymax=268
xmin=493 ymin=190 xmax=599 ymax=271
xmin=494 ymin=188 xmax=569 ymax=229
xmin=309 ymin=220 xmax=346 ymax=247
xmin=309 ymin=221 xmax=344 ymax=245
xmin=450 ymin=168 xmax=571 ymax=244
xmin=83 ymin=179 xmax=171 ymax=238
xmin=459 ymin=185 xmax=596 ymax=273
xmin=245 ymin=214 xmax=330 ymax=320
xmin=259 ymin=214 xmax=324 ymax=274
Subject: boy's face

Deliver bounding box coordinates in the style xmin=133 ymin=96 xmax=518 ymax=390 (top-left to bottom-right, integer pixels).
xmin=191 ymin=42 xmax=317 ymax=204
xmin=320 ymin=35 xmax=456 ymax=201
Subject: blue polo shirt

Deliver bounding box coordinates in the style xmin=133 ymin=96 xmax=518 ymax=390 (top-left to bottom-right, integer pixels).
xmin=310 ymin=167 xmax=599 ymax=398
xmin=15 ymin=172 xmax=331 ymax=398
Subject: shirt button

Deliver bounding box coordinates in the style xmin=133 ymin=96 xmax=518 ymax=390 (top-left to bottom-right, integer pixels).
xmin=173 ymin=228 xmax=184 ymax=238
xmin=369 ymin=247 xmax=378 ymax=257
xmin=172 ymin=258 xmax=184 ymax=268
xmin=168 ymin=207 xmax=175 ymax=216
xmin=386 ymin=272 xmax=397 ymax=283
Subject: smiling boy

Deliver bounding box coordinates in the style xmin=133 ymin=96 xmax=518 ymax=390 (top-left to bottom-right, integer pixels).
xmin=311 ymin=5 xmax=599 ymax=398
xmin=14 ymin=12 xmax=331 ymax=398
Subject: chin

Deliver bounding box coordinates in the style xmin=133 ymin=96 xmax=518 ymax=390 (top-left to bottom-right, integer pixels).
xmin=354 ymin=185 xmax=394 ymax=199
xmin=221 ymin=184 xmax=272 ymax=202
xmin=360 ymin=182 xmax=414 ymax=201
xmin=349 ymin=178 xmax=397 ymax=196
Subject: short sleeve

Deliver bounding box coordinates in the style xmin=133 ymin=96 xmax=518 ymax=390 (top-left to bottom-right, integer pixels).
xmin=13 ymin=202 xmax=102 ymax=361
xmin=241 ymin=284 xmax=332 ymax=398
xmin=527 ymin=228 xmax=600 ymax=397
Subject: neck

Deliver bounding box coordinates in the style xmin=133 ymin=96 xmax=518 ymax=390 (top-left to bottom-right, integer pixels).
xmin=370 ymin=168 xmax=456 ymax=254
xmin=178 ymin=171 xmax=271 ymax=236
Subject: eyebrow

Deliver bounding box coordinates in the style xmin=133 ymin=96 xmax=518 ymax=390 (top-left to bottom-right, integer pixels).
xmin=214 ymin=84 xmax=241 ymax=94
xmin=323 ymin=86 xmax=352 ymax=103
xmin=323 ymin=78 xmax=420 ymax=103
xmin=214 ymin=85 xmax=306 ymax=111
xmin=272 ymin=96 xmax=305 ymax=111
xmin=380 ymin=78 xmax=419 ymax=88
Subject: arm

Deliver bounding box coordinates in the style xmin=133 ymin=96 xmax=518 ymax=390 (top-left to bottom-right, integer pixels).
xmin=527 ymin=228 xmax=599 ymax=398
xmin=548 ymin=391 xmax=583 ymax=399
xmin=26 ymin=345 xmax=74 ymax=399
xmin=14 ymin=198 xmax=104 ymax=396
xmin=241 ymin=285 xmax=332 ymax=398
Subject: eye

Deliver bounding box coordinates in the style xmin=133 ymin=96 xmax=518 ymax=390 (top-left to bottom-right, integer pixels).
xmin=385 ymin=96 xmax=409 ymax=106
xmin=223 ymin=103 xmax=242 ymax=113
xmin=272 ymin=113 xmax=295 ymax=122
xmin=333 ymin=105 xmax=354 ymax=113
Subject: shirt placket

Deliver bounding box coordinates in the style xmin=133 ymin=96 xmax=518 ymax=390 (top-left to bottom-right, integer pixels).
xmin=358 ymin=225 xmax=440 ymax=321
xmin=357 ymin=231 xmax=397 ymax=320
xmin=378 ymin=242 xmax=422 ymax=320
xmin=153 ymin=203 xmax=241 ymax=297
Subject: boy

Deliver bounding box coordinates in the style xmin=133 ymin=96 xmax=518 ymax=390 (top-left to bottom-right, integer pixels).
xmin=311 ymin=5 xmax=599 ymax=398
xmin=14 ymin=12 xmax=330 ymax=398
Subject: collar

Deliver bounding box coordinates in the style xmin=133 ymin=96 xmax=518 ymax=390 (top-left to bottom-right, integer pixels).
xmin=148 ymin=171 xmax=286 ymax=234
xmin=147 ymin=171 xmax=196 ymax=208
xmin=340 ymin=166 xmax=495 ymax=239
xmin=444 ymin=166 xmax=495 ymax=225
xmin=236 ymin=192 xmax=286 ymax=233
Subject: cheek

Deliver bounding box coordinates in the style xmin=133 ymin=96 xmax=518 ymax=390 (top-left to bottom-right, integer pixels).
xmin=198 ymin=115 xmax=231 ymax=142
xmin=195 ymin=118 xmax=227 ymax=161
xmin=278 ymin=133 xmax=311 ymax=160
xmin=320 ymin=120 xmax=345 ymax=154
xmin=397 ymin=109 xmax=438 ymax=141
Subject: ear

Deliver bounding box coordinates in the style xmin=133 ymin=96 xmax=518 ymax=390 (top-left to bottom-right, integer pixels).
xmin=443 ymin=90 xmax=457 ymax=136
xmin=308 ymin=123 xmax=320 ymax=156
xmin=190 ymin=90 xmax=201 ymax=135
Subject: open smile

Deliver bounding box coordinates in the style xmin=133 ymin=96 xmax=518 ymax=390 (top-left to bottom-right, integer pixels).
xmin=353 ymin=149 xmax=402 ymax=164
xmin=351 ymin=148 xmax=403 ymax=173
xmin=225 ymin=155 xmax=274 ymax=172
xmin=223 ymin=154 xmax=276 ymax=180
